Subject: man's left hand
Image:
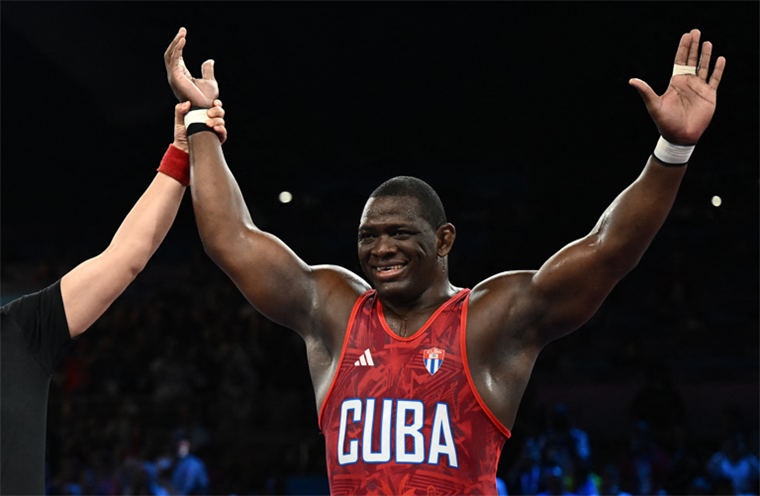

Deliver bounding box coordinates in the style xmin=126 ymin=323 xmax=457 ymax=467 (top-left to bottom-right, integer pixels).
xmin=630 ymin=29 xmax=726 ymax=144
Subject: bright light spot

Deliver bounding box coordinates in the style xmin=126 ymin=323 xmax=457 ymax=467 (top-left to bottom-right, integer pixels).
xmin=711 ymin=195 xmax=722 ymax=207
xmin=279 ymin=191 xmax=293 ymax=204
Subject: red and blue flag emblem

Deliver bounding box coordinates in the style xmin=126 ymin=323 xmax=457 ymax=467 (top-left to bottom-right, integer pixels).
xmin=423 ymin=347 xmax=445 ymax=376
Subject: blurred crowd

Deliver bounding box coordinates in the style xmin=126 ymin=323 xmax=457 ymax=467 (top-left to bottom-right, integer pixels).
xmin=1 ymin=158 xmax=756 ymax=495
xmin=1 ymin=247 xmax=750 ymax=495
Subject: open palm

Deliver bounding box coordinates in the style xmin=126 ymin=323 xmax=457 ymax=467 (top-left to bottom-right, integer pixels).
xmin=630 ymin=29 xmax=726 ymax=145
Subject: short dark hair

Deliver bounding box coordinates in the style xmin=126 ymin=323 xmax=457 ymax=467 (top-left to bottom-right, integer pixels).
xmin=369 ymin=176 xmax=447 ymax=229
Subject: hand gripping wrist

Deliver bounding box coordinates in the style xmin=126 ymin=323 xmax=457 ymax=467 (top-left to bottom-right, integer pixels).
xmin=652 ymin=136 xmax=695 ymax=167
xmin=184 ymin=107 xmax=219 ymax=139
xmin=157 ymin=144 xmax=190 ymax=186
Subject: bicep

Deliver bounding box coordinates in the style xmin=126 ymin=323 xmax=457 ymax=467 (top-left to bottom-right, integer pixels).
xmin=525 ymin=233 xmax=626 ymax=340
xmin=472 ymin=233 xmax=625 ymax=348
xmin=60 ymin=249 xmax=139 ymax=337
xmin=216 ymin=228 xmax=368 ymax=334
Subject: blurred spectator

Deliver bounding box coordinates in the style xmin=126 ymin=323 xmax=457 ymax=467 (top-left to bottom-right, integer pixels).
xmin=619 ymin=421 xmax=671 ymax=495
xmin=538 ymin=466 xmax=577 ymax=496
xmin=143 ymin=460 xmax=170 ymax=496
xmin=596 ymin=465 xmax=632 ymax=496
xmin=496 ymin=476 xmax=509 ymax=495
xmin=538 ymin=404 xmax=593 ymax=495
xmin=685 ymin=475 xmax=712 ymax=495
xmin=171 ymin=436 xmax=210 ymax=495
xmin=509 ymin=437 xmax=542 ymax=495
xmin=706 ymin=433 xmax=760 ymax=495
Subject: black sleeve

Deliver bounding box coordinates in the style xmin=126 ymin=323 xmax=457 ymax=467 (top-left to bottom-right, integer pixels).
xmin=1 ymin=280 xmax=74 ymax=374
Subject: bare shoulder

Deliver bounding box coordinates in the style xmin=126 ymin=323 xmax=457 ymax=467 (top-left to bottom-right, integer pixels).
xmin=311 ymin=264 xmax=371 ymax=299
xmin=467 ymin=270 xmax=540 ymax=349
xmin=469 ymin=270 xmax=536 ymax=319
xmin=309 ymin=264 xmax=371 ymax=342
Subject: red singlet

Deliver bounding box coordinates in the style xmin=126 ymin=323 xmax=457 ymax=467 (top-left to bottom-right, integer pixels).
xmin=319 ymin=289 xmax=511 ymax=495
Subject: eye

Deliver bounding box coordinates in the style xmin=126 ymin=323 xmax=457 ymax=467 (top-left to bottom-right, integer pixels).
xmin=394 ymin=230 xmax=412 ymax=238
xmin=358 ymin=232 xmax=375 ymax=243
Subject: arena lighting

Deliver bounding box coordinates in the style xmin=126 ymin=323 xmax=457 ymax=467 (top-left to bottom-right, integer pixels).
xmin=279 ymin=191 xmax=293 ymax=204
xmin=711 ymin=195 xmax=722 ymax=207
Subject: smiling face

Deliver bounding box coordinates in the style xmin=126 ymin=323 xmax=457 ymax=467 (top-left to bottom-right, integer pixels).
xmin=358 ymin=196 xmax=447 ymax=304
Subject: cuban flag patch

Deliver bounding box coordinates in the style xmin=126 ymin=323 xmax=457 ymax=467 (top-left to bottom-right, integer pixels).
xmin=423 ymin=347 xmax=446 ymax=376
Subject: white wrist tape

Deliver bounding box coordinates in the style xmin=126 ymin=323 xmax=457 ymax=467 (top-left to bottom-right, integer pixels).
xmin=184 ymin=108 xmax=210 ymax=128
xmin=673 ymin=64 xmax=697 ymax=76
xmin=653 ymin=136 xmax=695 ymax=166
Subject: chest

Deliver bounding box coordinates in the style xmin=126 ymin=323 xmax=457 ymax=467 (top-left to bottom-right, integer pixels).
xmin=322 ymin=294 xmax=475 ymax=436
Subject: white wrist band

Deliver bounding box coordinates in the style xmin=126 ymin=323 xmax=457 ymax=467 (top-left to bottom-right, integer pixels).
xmin=184 ymin=108 xmax=210 ymax=128
xmin=673 ymin=64 xmax=697 ymax=76
xmin=653 ymin=136 xmax=695 ymax=166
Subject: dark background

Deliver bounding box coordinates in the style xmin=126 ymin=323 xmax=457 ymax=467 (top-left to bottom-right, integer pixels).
xmin=1 ymin=2 xmax=758 ymax=494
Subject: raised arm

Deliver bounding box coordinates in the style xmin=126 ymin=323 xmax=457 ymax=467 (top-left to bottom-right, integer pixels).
xmin=473 ymin=29 xmax=725 ymax=348
xmin=60 ymin=102 xmax=226 ymax=337
xmin=163 ymin=29 xmax=367 ymax=337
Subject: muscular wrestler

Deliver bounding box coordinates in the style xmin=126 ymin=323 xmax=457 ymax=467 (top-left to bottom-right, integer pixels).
xmin=165 ymin=28 xmax=724 ymax=494
xmin=0 ymin=103 xmax=226 ymax=494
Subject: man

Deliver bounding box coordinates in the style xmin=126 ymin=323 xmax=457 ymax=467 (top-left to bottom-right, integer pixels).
xmin=172 ymin=436 xmax=210 ymax=495
xmin=0 ymin=103 xmax=227 ymax=494
xmin=164 ymin=27 xmax=724 ymax=494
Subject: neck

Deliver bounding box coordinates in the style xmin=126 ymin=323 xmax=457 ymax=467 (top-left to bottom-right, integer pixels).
xmin=379 ymin=280 xmax=459 ymax=338
xmin=381 ymin=283 xmax=456 ymax=317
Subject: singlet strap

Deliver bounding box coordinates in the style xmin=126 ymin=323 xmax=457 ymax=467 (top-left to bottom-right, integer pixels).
xmin=460 ymin=291 xmax=512 ymax=438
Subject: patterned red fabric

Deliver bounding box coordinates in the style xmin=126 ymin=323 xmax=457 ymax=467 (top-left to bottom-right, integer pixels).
xmin=319 ymin=289 xmax=510 ymax=495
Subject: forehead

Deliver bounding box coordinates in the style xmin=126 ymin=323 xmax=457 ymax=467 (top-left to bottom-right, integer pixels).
xmin=360 ymin=196 xmax=425 ymax=227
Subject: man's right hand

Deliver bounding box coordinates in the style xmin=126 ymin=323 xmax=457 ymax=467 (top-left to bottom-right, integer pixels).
xmin=164 ymin=27 xmax=219 ymax=107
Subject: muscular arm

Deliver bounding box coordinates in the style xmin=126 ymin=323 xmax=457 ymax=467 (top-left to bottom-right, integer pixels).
xmin=60 ymin=103 xmax=226 ymax=338
xmin=188 ymin=132 xmax=367 ymax=334
xmin=509 ymin=157 xmax=685 ymax=342
xmin=473 ymin=29 xmax=726 ymax=349
xmin=166 ymin=29 xmax=367 ymax=337
xmin=465 ymin=29 xmax=725 ymax=431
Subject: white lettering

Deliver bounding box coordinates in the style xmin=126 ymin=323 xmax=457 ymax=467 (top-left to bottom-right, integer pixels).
xmin=336 ymin=399 xmax=458 ymax=468
xmin=338 ymin=399 xmax=362 ymax=465
xmin=395 ymin=400 xmax=425 ymax=463
xmin=428 ymin=403 xmax=458 ymax=468
xmin=363 ymin=398 xmax=393 ymax=462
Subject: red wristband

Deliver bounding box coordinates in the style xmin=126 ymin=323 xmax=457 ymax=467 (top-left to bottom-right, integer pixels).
xmin=157 ymin=144 xmax=190 ymax=186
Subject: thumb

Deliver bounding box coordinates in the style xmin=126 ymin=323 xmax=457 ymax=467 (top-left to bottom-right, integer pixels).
xmin=201 ymin=59 xmax=216 ymax=81
xmin=174 ymin=101 xmax=191 ymax=126
xmin=629 ymin=78 xmax=658 ymax=109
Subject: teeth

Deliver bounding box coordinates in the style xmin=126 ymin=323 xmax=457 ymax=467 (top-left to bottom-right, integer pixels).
xmin=378 ymin=265 xmax=403 ymax=272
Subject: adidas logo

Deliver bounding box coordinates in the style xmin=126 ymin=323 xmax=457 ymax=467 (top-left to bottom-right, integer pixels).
xmin=354 ymin=349 xmax=375 ymax=367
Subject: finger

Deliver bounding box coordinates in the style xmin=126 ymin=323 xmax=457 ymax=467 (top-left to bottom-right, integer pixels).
xmin=174 ymin=37 xmax=194 ymax=79
xmin=687 ymin=29 xmax=701 ymax=67
xmin=629 ymin=78 xmax=659 ymax=108
xmin=174 ymin=101 xmax=191 ymax=125
xmin=174 ymin=37 xmax=187 ymax=63
xmin=697 ymin=41 xmax=713 ymax=81
xmin=201 ymin=59 xmax=216 ymax=81
xmin=213 ymin=99 xmax=223 ymax=108
xmin=674 ymin=32 xmax=691 ymax=65
xmin=215 ymin=125 xmax=227 ymax=145
xmin=709 ymin=56 xmax=726 ymax=91
xmin=164 ymin=27 xmax=187 ymax=64
xmin=207 ymin=117 xmax=225 ymax=129
xmin=206 ymin=107 xmax=225 ymax=119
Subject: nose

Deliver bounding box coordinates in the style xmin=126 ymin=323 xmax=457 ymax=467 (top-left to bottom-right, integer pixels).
xmin=372 ymin=234 xmax=398 ymax=257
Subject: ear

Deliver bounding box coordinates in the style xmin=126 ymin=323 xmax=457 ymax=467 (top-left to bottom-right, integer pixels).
xmin=436 ymin=223 xmax=456 ymax=257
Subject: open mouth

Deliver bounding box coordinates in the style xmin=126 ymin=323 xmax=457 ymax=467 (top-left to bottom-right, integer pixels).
xmin=373 ymin=263 xmax=407 ymax=280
